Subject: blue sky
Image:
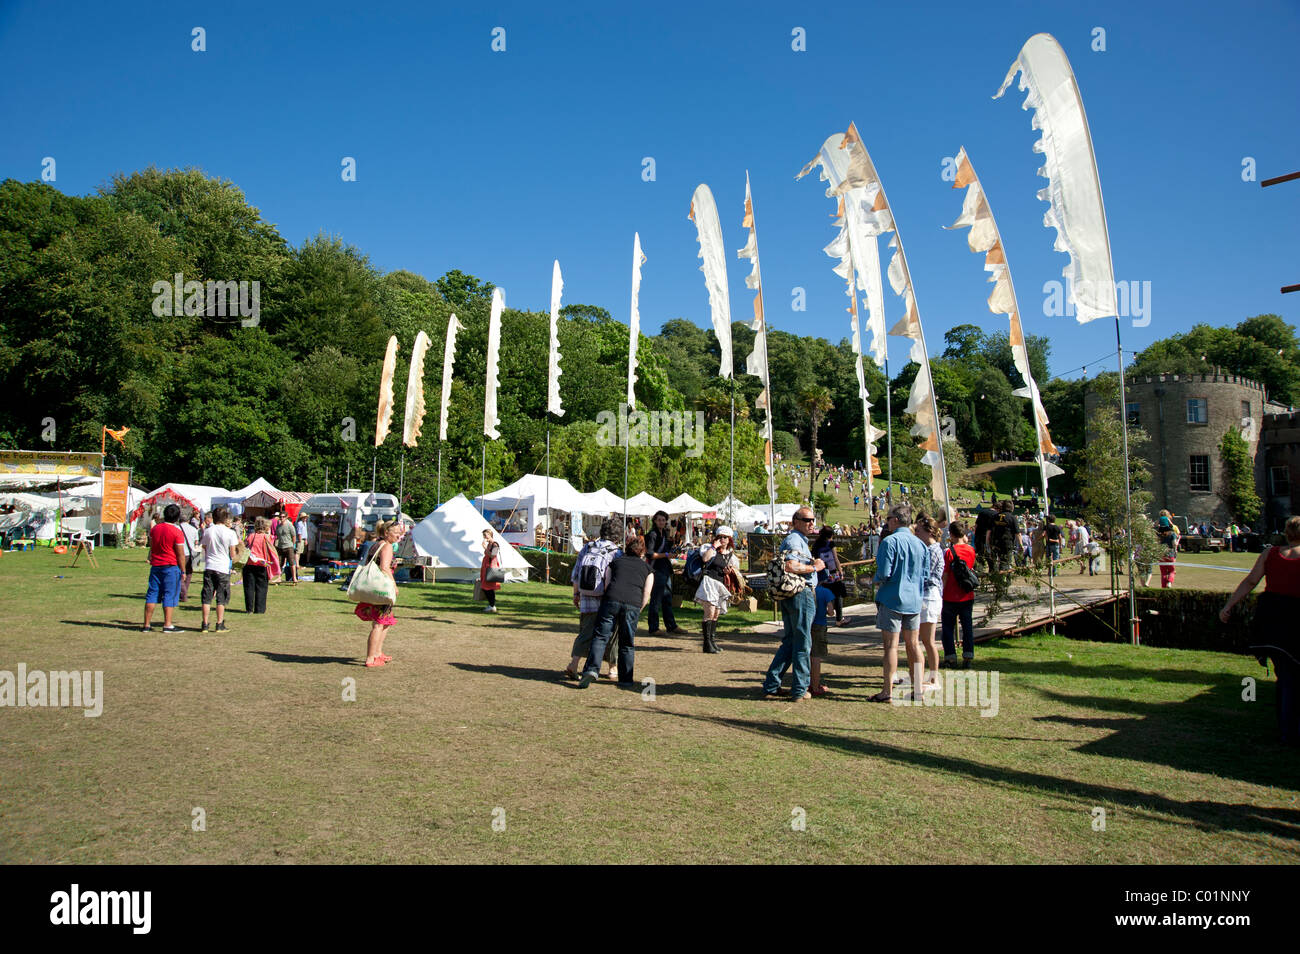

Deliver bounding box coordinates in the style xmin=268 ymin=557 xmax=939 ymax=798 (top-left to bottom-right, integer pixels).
xmin=2 ymin=0 xmax=1296 ymax=380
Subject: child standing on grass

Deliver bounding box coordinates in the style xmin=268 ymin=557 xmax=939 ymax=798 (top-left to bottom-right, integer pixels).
xmin=358 ymin=521 xmax=401 ymax=668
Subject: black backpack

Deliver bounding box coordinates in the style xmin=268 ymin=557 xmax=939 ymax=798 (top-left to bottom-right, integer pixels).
xmin=950 ymin=551 xmax=979 ymax=593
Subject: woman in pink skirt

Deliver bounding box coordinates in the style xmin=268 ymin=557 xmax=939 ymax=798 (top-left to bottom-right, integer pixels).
xmin=358 ymin=521 xmax=402 ymax=668
xmin=479 ymin=529 xmax=502 ymax=612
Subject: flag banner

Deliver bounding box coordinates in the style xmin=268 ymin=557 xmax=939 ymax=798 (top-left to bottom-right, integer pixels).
xmin=438 ymin=313 xmax=461 ymax=442
xmin=105 ymin=426 xmax=130 ymax=447
xmin=799 ymin=124 xmax=949 ymax=512
xmin=100 ymin=469 xmax=131 ymax=524
xmin=994 ymin=32 xmax=1117 ymax=323
xmin=627 ymin=234 xmax=645 ymax=408
xmin=402 ymin=330 xmax=432 ymax=447
xmin=548 ymin=260 xmax=565 ymax=417
xmin=737 ymin=172 xmax=776 ymax=517
xmin=484 ymin=288 xmax=504 ymax=440
xmin=688 ymin=184 xmax=733 ymax=379
xmin=946 ymin=146 xmax=1060 ymax=500
xmin=375 ymin=336 xmax=398 ymax=447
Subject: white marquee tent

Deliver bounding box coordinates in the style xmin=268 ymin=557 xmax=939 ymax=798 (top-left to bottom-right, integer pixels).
xmin=398 ymin=494 xmax=530 ymax=583
xmin=624 ymin=491 xmax=670 ymax=516
xmin=577 ymin=488 xmax=624 ymax=513
xmin=131 ymin=483 xmax=231 ymax=521
xmin=472 ymin=474 xmax=587 ymax=548
xmin=665 ymin=492 xmax=712 ymax=514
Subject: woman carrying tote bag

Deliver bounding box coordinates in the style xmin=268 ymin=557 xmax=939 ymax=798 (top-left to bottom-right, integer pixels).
xmin=352 ymin=520 xmax=401 ymax=668
xmin=479 ymin=529 xmax=504 ymax=613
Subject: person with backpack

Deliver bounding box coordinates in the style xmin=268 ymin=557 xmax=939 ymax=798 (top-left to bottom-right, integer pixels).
xmin=941 ymin=521 xmax=978 ymax=668
xmin=563 ymin=520 xmax=621 ymax=680
xmin=644 ymin=510 xmax=683 ymax=637
xmin=761 ymin=507 xmax=823 ymax=701
xmin=693 ymin=527 xmax=741 ymax=653
xmin=988 ymin=500 xmax=1018 ymax=572
xmin=577 ymin=535 xmax=655 ymax=688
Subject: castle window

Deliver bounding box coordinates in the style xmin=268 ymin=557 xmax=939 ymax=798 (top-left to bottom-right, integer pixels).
xmin=1187 ymin=398 xmax=1208 ymax=424
xmin=1189 ymin=455 xmax=1211 ymax=493
xmin=1126 ymin=402 xmax=1141 ymax=426
xmin=1242 ymin=400 xmax=1252 ymax=422
xmin=1272 ymin=466 xmax=1292 ymax=497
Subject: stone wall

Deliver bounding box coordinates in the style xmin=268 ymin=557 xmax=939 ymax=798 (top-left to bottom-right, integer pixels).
xmin=1085 ymin=373 xmax=1268 ymax=525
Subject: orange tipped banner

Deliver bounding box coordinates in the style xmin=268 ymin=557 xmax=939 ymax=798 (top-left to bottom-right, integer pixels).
xmin=100 ymin=470 xmax=131 ymax=524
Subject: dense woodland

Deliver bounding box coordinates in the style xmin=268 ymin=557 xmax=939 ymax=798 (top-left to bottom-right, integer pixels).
xmin=2 ymin=169 xmax=1297 ymax=518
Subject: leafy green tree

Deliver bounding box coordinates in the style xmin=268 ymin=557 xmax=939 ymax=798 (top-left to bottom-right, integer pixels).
xmin=798 ymin=385 xmax=834 ymax=500
xmin=1218 ymin=427 xmax=1262 ymax=526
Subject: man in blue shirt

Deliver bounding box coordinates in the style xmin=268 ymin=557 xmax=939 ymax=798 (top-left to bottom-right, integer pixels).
xmin=870 ymin=504 xmax=928 ymax=702
xmin=761 ymin=506 xmax=824 ymax=702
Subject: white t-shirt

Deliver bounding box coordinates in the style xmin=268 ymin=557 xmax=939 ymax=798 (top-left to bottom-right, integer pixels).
xmin=181 ymin=522 xmax=199 ymax=557
xmin=201 ymin=525 xmax=241 ymax=574
xmin=1074 ymin=525 xmax=1091 ymax=551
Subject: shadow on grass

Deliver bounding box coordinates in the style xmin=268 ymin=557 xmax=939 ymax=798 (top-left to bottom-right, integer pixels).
xmin=1028 ymin=682 xmax=1300 ymax=790
xmin=60 ymin=619 xmax=148 ymax=631
xmin=977 ymin=655 xmax=1227 ymax=686
xmin=251 ymin=651 xmax=358 ymax=666
xmin=638 ymin=707 xmax=1300 ymax=842
xmin=449 ymin=662 xmax=571 ymax=684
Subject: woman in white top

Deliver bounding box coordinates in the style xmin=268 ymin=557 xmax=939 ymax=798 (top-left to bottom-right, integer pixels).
xmin=694 ymin=527 xmax=742 ymax=654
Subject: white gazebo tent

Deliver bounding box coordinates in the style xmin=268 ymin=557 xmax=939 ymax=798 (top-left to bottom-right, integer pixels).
xmin=131 ymin=483 xmax=231 ymax=521
xmin=712 ymin=495 xmax=767 ymax=532
xmin=213 ymin=477 xmax=279 ymax=514
xmin=578 ymin=488 xmax=624 ymax=513
xmin=472 ymin=474 xmax=587 ymax=549
xmin=623 ymin=491 xmax=670 ymax=516
xmin=665 ymin=492 xmax=711 ymax=515
xmin=398 ymin=494 xmax=530 ymax=583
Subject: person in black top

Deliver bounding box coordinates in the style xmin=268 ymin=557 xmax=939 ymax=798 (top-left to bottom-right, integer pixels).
xmin=1043 ymin=514 xmax=1063 ymax=577
xmin=973 ymin=500 xmax=995 ymax=569
xmin=988 ymin=500 xmax=1018 ymax=572
xmin=644 ymin=510 xmax=682 ymax=635
xmin=579 ymin=535 xmax=655 ymax=688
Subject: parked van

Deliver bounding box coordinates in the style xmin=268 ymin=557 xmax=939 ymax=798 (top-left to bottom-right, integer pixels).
xmin=298 ymin=490 xmax=400 ymax=562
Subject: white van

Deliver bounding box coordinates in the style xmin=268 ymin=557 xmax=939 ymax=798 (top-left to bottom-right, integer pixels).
xmin=299 ymin=490 xmax=400 ymax=562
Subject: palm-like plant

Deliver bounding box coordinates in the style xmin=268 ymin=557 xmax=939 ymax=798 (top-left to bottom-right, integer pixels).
xmin=798 ymin=385 xmax=835 ymax=502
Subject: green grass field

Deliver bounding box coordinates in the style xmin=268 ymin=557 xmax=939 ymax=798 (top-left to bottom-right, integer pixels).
xmin=1 ymin=546 xmax=1297 ymax=864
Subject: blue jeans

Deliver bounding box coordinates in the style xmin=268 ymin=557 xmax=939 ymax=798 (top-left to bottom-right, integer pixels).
xmin=763 ymin=587 xmax=814 ymax=698
xmin=645 ymin=566 xmax=676 ymax=632
xmin=584 ymin=599 xmax=640 ymax=683
xmin=1046 ymin=541 xmax=1061 ymax=575
xmin=941 ymin=600 xmax=974 ymax=658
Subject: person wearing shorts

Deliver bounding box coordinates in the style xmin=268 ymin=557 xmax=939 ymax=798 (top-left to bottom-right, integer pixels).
xmin=200 ymin=506 xmax=241 ymax=633
xmin=870 ymin=504 xmax=927 ymax=702
xmin=143 ymin=503 xmax=187 ymax=633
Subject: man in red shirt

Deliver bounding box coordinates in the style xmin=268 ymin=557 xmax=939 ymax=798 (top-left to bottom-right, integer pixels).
xmin=941 ymin=521 xmax=978 ymax=669
xmin=143 ymin=503 xmax=188 ymax=633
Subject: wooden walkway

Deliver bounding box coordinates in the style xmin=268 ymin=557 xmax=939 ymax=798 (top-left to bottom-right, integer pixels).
xmin=751 ymin=581 xmax=1122 ymax=645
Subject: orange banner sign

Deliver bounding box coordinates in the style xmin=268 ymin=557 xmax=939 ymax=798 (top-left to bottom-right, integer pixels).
xmin=100 ymin=470 xmax=131 ymax=524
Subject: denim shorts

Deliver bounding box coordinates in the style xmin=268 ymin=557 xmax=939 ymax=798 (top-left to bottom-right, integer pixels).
xmin=146 ymin=564 xmax=182 ymax=607
xmin=876 ymin=602 xmax=919 ymax=634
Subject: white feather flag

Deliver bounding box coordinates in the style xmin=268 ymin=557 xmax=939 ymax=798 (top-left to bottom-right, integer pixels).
xmin=547 ymin=260 xmax=564 ymax=417
xmin=737 ymin=172 xmax=775 ymax=519
xmin=994 ymin=32 xmax=1116 ymax=323
xmin=402 ymin=330 xmax=432 ymax=447
xmin=798 ymin=124 xmax=949 ymax=514
xmin=688 ymin=185 xmax=733 ymax=379
xmin=438 ymin=313 xmax=461 ymax=442
xmin=483 ymin=288 xmax=504 ymax=441
xmin=946 ymin=147 xmax=1062 ymax=495
xmin=374 ymin=335 xmax=398 ymax=448
xmin=627 ymin=234 xmax=645 ymax=409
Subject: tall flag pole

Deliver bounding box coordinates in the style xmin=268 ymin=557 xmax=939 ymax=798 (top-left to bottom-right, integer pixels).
xmin=398 ymin=329 xmax=433 ymax=517
xmin=995 ymin=32 xmax=1136 ymax=642
xmin=374 ymin=335 xmax=399 ymax=494
xmin=436 ymin=312 xmax=461 ymax=508
xmin=802 ymin=133 xmax=892 ymax=500
xmin=623 ymin=234 xmax=646 ymax=537
xmin=738 ymin=173 xmax=776 ymax=529
xmin=547 ymin=260 xmax=565 ymax=572
xmin=945 ymin=147 xmax=1062 ymax=509
xmin=799 ymin=124 xmax=951 ymax=520
xmin=689 ymin=184 xmax=735 ymax=525
xmin=481 ymin=288 xmax=504 ymax=514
